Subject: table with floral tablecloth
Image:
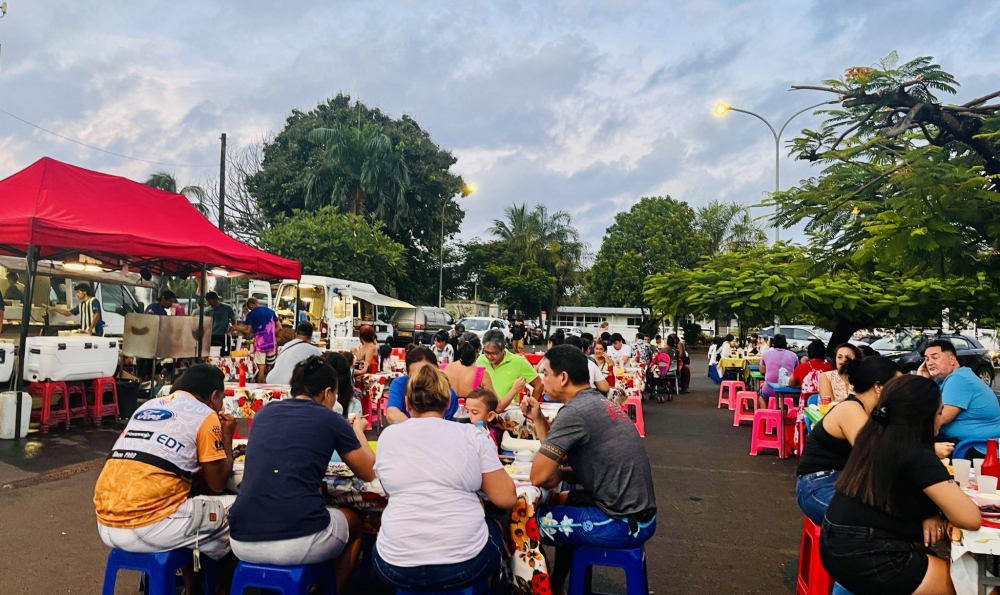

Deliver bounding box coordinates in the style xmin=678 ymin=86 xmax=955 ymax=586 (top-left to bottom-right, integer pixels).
xmin=359 ymin=371 xmax=405 ymax=407
xmin=614 ymin=365 xmax=646 ymax=400
xmin=209 ymin=356 xmax=257 ymax=383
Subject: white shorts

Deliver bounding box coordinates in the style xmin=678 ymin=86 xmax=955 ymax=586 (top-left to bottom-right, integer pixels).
xmin=231 ymin=508 xmax=350 ymax=566
xmin=98 ymin=495 xmax=237 ymax=561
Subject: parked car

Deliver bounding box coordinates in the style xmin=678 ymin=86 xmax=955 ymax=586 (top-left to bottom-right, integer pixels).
xmin=391 ymin=306 xmax=454 ymax=346
xmin=523 ymin=320 xmax=545 ymax=345
xmin=870 ymin=331 xmax=995 ymax=386
xmin=553 ymin=326 xmax=583 ymax=338
xmin=457 ymin=317 xmax=510 ymax=344
xmin=757 ymin=325 xmax=832 ymax=353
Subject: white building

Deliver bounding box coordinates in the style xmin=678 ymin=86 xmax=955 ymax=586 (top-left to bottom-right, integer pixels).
xmin=554 ymin=306 xmax=724 ymax=340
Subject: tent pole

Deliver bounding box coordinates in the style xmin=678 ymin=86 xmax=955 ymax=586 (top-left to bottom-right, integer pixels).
xmin=13 ymin=245 xmax=37 ymax=441
xmin=197 ymin=264 xmax=207 ymax=360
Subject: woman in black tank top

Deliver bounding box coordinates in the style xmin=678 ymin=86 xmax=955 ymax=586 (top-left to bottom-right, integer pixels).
xmin=795 ymin=357 xmax=900 ymax=525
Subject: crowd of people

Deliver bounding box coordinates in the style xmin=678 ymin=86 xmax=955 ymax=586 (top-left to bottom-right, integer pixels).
xmin=92 ymin=336 xmax=657 ymax=594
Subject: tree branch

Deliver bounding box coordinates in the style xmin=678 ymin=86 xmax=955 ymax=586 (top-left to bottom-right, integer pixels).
xmin=963 ymin=90 xmax=1000 ymax=108
xmin=828 ymin=105 xmax=881 ymax=151
xmin=884 ymin=103 xmax=924 ymax=138
xmin=790 ymin=85 xmax=842 ymax=94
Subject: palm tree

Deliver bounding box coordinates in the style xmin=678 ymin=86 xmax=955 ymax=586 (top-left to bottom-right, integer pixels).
xmin=695 ymin=200 xmax=766 ymax=255
xmin=144 ymin=171 xmax=209 ymax=216
xmin=487 ymin=204 xmax=536 ymax=266
xmin=305 ymin=123 xmax=410 ymax=231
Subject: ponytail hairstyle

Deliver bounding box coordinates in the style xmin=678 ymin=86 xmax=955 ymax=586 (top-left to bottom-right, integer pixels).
xmin=843 ymin=355 xmax=900 ymax=394
xmin=406 ymin=364 xmax=452 ymax=414
xmin=290 ymin=355 xmax=339 ymax=401
xmin=457 ymin=332 xmax=482 ymax=366
xmin=322 ymin=352 xmax=355 ymax=417
xmin=835 ymin=374 xmax=941 ymax=514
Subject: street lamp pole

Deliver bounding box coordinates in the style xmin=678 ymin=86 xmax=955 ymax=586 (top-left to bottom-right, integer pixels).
xmin=439 ymin=183 xmax=476 ymax=308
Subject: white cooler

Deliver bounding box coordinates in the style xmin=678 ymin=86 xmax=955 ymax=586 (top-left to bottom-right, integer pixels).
xmin=0 ymin=392 xmax=30 ymax=439
xmin=0 ymin=342 xmax=14 ymax=383
xmin=24 ymin=336 xmax=119 ymax=382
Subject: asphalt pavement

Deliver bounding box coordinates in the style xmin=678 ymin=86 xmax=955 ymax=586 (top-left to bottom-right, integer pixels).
xmin=0 ymin=356 xmax=801 ymax=594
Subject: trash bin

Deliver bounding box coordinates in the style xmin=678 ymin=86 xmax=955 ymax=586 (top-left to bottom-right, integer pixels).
xmin=116 ymin=378 xmax=141 ymax=420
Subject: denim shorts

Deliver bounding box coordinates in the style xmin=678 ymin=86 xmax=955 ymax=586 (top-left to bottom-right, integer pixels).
xmin=820 ymin=519 xmax=928 ymax=595
xmin=796 ymin=470 xmax=839 ymax=526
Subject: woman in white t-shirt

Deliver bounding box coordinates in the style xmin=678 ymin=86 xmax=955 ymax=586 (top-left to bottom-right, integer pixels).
xmin=373 ymin=366 xmax=517 ymax=591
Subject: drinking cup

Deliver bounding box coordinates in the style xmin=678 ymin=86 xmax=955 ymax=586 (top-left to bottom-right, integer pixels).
xmin=974 ymin=458 xmax=985 ymax=479
xmin=953 ymin=458 xmax=972 ymax=487
xmin=980 ymin=474 xmax=998 ymax=495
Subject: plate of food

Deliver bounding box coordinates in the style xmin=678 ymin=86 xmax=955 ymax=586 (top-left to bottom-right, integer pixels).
xmin=503 ymin=463 xmax=530 ymax=481
xmin=326 ymin=463 xmax=355 ymax=477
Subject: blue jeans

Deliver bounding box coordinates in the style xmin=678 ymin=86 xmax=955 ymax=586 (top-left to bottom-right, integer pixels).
xmin=372 ymin=519 xmax=504 ymax=591
xmin=796 ymin=470 xmax=839 ymax=526
xmin=536 ymin=505 xmax=656 ymax=549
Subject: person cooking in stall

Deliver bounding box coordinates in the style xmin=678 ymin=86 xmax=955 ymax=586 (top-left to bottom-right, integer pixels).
xmin=46 ymin=283 xmax=105 ymax=336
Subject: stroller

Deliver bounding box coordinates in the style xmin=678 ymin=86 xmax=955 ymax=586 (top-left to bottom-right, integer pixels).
xmin=647 ymin=353 xmax=680 ymax=402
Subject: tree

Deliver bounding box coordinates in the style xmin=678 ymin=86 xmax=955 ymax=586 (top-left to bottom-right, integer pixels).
xmin=694 ymin=199 xmax=767 ymax=256
xmin=586 ymin=196 xmax=705 ymax=333
xmin=201 ymin=136 xmax=273 ymax=245
xmin=259 ymin=208 xmax=405 ymax=294
xmin=144 ymin=171 xmax=209 ymax=216
xmin=305 ymin=124 xmax=410 ymax=229
xmin=246 ymin=94 xmax=467 ymax=304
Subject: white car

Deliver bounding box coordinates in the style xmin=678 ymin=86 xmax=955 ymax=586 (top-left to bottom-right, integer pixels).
xmin=457 ymin=317 xmax=511 ymax=344
xmin=553 ymin=326 xmax=583 ymax=338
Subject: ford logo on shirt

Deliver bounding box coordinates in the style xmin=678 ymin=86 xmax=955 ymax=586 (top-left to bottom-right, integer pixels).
xmin=133 ymin=409 xmax=174 ymax=422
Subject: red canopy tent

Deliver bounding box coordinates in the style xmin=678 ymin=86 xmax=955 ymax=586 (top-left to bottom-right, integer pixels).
xmin=0 ymin=158 xmax=301 ymax=432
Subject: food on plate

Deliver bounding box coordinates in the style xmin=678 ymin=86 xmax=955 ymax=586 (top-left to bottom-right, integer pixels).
xmin=503 ymin=464 xmax=520 ymax=475
xmin=326 ymin=463 xmax=355 ymax=477
xmin=233 ymin=444 xmax=247 ymax=460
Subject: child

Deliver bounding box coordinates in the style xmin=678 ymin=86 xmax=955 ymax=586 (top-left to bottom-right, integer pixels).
xmin=465 ymin=387 xmax=504 ymax=450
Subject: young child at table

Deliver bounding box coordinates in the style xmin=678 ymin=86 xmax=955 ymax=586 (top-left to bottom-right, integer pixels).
xmin=466 ymin=388 xmax=504 ymax=450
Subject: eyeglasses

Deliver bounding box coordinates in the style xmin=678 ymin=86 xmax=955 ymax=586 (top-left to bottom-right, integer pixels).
xmin=483 ymin=349 xmax=503 ymax=357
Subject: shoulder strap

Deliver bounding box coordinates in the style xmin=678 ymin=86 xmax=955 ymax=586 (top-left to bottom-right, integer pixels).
xmin=473 ymin=366 xmax=486 ymax=389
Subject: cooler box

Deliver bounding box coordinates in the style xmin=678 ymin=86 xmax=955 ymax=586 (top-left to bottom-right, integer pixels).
xmin=0 ymin=342 xmax=14 ymax=383
xmin=24 ymin=336 xmax=119 ymax=382
xmin=0 ymin=392 xmax=30 ymax=439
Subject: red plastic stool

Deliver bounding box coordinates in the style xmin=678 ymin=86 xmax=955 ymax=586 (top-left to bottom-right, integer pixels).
xmin=625 ymin=395 xmax=645 ymax=437
xmin=796 ymin=516 xmax=834 ymax=595
xmin=66 ymin=381 xmax=89 ymax=422
xmin=718 ymin=380 xmax=745 ymax=410
xmin=732 ymin=391 xmax=757 ymax=426
xmin=87 ymin=377 xmax=119 ymax=425
xmin=750 ymin=409 xmax=795 ymax=456
xmin=28 ymin=381 xmax=70 ymax=433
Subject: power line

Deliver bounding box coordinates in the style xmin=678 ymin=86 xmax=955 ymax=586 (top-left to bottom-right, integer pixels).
xmin=0 ymin=107 xmax=218 ymax=168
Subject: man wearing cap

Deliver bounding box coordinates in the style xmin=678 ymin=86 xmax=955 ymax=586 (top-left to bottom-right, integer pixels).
xmin=146 ymin=291 xmax=178 ymax=316
xmin=203 ymin=292 xmax=237 ymax=355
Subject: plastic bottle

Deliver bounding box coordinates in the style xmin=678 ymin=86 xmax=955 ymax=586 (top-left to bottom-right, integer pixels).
xmin=777 ymin=367 xmax=789 ymax=387
xmin=475 ymin=420 xmax=490 ymax=435
xmin=983 ymin=439 xmax=1000 ymax=479
xmin=455 ymin=399 xmax=469 ymax=423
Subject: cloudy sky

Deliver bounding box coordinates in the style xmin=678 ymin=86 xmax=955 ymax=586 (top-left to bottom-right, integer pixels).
xmin=1 ymin=0 xmax=997 ymax=248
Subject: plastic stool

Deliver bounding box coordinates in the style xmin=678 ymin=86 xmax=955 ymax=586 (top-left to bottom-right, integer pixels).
xmin=765 ymin=397 xmax=798 ymax=433
xmin=718 ymin=380 xmax=745 ymax=409
xmin=87 ymin=377 xmax=119 ymax=424
xmin=569 ymin=546 xmax=648 ymax=595
xmin=796 ymin=516 xmax=834 ymax=595
xmin=65 ymin=381 xmax=89 ymax=422
xmin=624 ymin=395 xmax=645 ymax=438
xmin=231 ymin=560 xmax=337 ymax=595
xmin=750 ymin=409 xmax=794 ymax=457
xmin=732 ymin=391 xmax=757 ymax=426
xmin=397 ymin=578 xmax=489 ymax=595
xmin=102 ymin=548 xmax=215 ymax=595
xmin=28 ymin=381 xmax=70 ymax=433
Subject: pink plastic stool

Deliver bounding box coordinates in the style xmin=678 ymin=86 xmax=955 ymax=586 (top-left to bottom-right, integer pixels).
xmin=732 ymin=391 xmax=757 ymax=426
xmin=717 ymin=380 xmax=745 ymax=410
xmin=765 ymin=397 xmax=798 ymax=433
xmin=750 ymin=409 xmax=795 ymax=456
xmin=625 ymin=395 xmax=645 ymax=438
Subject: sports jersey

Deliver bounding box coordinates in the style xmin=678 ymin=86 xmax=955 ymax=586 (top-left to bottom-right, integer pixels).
xmin=93 ymin=391 xmax=227 ymax=529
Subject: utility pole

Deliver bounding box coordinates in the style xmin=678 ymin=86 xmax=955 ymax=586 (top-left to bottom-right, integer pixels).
xmin=218 ymin=133 xmax=226 ymax=232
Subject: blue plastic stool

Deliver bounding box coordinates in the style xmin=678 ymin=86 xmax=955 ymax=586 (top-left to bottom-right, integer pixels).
xmin=568 ymin=546 xmax=647 ymax=595
xmin=102 ymin=548 xmax=214 ymax=595
xmin=397 ymin=577 xmax=489 ymax=595
xmin=231 ymin=560 xmax=337 ymax=595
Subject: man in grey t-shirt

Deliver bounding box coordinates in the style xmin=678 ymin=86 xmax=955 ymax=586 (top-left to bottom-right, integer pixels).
xmin=523 ymin=345 xmax=656 ymax=591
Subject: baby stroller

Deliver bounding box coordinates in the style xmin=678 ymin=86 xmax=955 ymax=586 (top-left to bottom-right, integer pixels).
xmin=648 ymin=353 xmax=679 ymax=402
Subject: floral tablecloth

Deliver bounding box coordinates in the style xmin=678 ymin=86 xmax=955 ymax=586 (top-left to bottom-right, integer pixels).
xmin=209 ymin=356 xmax=257 ymax=383
xmin=510 ymin=484 xmax=556 ymax=595
xmin=614 ymin=365 xmax=646 ymax=400
xmin=322 ymin=474 xmax=389 ymax=511
xmin=359 ymin=372 xmax=404 ymax=406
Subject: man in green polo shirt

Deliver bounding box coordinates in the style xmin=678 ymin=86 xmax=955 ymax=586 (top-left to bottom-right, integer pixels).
xmin=477 ymin=329 xmax=542 ymax=410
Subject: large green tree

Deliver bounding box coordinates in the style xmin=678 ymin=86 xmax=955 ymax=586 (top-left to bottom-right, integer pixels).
xmin=586 ymin=196 xmax=706 ymax=332
xmin=246 ymin=94 xmax=466 ymax=303
xmin=694 ymin=199 xmax=768 ymax=256
xmin=259 ymin=208 xmax=405 ymax=294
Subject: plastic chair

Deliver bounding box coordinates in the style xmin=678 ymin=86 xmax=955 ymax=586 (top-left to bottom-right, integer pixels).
xmin=796 ymin=516 xmax=834 ymax=595
xmin=397 ymin=578 xmax=490 ymax=595
xmin=230 ymin=560 xmax=337 ymax=595
xmin=765 ymin=397 xmax=798 ymax=434
xmin=65 ymin=381 xmax=89 ymax=422
xmin=750 ymin=409 xmax=795 ymax=457
xmin=568 ymin=546 xmax=648 ymax=595
xmin=953 ymin=438 xmax=988 ymax=459
xmin=717 ymin=380 xmax=745 ymax=410
xmin=102 ymin=548 xmax=215 ymax=595
xmin=624 ymin=395 xmax=645 ymax=438
xmin=87 ymin=377 xmax=119 ymax=425
xmin=28 ymin=381 xmax=70 ymax=433
xmin=803 ymin=394 xmax=821 ymax=434
xmin=732 ymin=391 xmax=757 ymax=426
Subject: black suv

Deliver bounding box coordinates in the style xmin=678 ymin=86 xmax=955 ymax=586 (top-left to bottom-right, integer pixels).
xmin=871 ymin=331 xmax=995 ymax=386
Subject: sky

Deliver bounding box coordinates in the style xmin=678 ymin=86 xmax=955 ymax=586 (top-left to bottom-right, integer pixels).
xmin=0 ymin=0 xmax=997 ymax=249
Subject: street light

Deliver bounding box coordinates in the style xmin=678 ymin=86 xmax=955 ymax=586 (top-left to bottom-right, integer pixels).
xmin=439 ymin=183 xmax=476 ymax=308
xmin=713 ymin=100 xmax=836 ymax=242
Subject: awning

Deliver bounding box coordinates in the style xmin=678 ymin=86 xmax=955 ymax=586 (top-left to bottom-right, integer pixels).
xmin=0 ymin=256 xmax=158 ymax=288
xmin=350 ymin=289 xmax=413 ymax=309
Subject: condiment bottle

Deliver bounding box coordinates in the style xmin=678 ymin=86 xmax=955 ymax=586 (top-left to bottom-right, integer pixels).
xmin=238 ymin=361 xmax=247 ymax=387
xmin=982 ymin=439 xmax=1000 ymax=479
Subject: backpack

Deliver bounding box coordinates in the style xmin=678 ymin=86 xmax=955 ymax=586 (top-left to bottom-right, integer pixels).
xmin=801 ymin=362 xmax=825 ymax=394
